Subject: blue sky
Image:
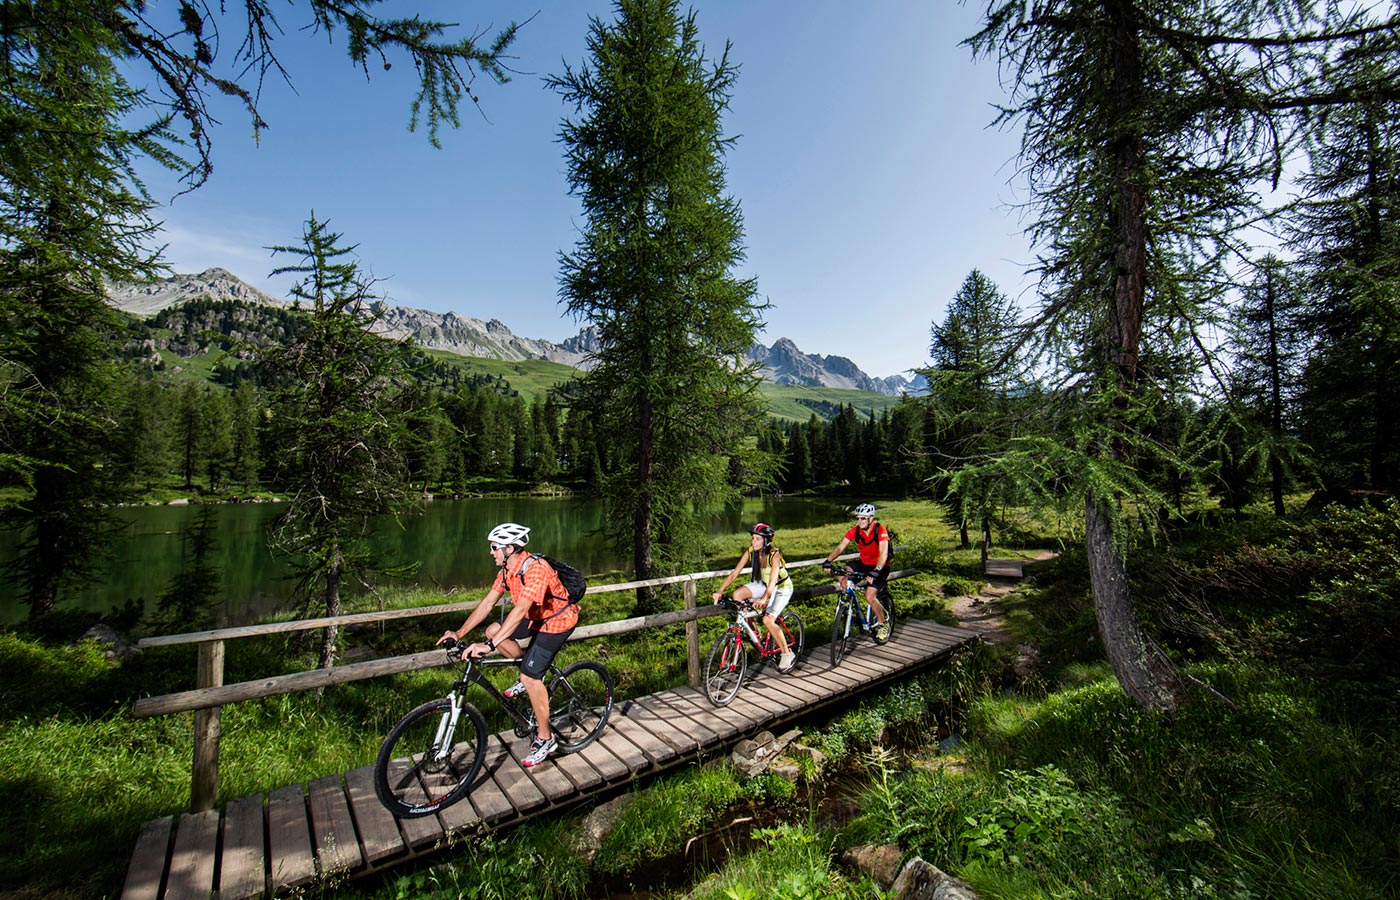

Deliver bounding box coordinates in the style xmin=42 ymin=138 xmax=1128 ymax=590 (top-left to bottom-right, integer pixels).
xmin=136 ymin=1 xmax=1034 ymax=380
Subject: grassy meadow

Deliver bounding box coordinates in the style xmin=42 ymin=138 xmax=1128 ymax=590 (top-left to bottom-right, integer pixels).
xmin=2 ymin=499 xmax=1398 ymax=900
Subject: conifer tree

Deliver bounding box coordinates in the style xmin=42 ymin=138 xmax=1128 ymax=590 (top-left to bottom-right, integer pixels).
xmin=1291 ymin=44 xmax=1400 ymax=492
xmin=551 ymin=0 xmax=765 ymax=614
xmin=969 ymin=0 xmax=1400 ymax=709
xmin=1224 ymin=256 xmax=1311 ymax=513
xmin=261 ymin=214 xmax=416 ymax=669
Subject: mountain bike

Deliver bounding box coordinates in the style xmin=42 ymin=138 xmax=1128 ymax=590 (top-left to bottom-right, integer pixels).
xmin=823 ymin=561 xmax=895 ymax=667
xmin=373 ymin=639 xmax=614 ymax=818
xmin=703 ymin=598 xmax=806 ymax=707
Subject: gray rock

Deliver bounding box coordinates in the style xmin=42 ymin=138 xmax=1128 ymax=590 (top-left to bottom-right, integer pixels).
xmin=890 ymin=857 xmax=980 ymax=900
xmin=570 ymin=794 xmax=634 ymax=863
xmin=841 ymin=843 xmax=904 ymax=888
xmin=80 ymin=624 xmax=137 ymax=663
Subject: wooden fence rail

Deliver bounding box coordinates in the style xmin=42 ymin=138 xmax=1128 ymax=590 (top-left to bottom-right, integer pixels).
xmin=131 ymin=552 xmax=908 ymax=811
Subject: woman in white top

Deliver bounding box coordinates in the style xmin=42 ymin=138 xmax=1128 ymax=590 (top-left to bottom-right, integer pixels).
xmin=712 ymin=523 xmax=797 ymax=672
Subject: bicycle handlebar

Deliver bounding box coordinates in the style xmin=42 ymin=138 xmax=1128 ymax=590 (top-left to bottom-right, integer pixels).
xmin=822 ymin=561 xmax=875 ymax=585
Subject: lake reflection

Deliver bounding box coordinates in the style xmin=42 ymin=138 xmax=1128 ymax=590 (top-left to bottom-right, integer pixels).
xmin=0 ymin=496 xmax=850 ymax=626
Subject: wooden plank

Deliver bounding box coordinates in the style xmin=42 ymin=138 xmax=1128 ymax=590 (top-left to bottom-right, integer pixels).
xmin=266 ymin=785 xmax=317 ymax=891
xmin=164 ymin=809 xmax=218 ymax=900
xmin=632 ymin=694 xmax=720 ymax=748
xmin=616 ymin=698 xmax=701 ymax=756
xmin=504 ymin=733 xmax=578 ymax=805
xmin=574 ymin=730 xmax=636 ymax=783
xmin=985 ymin=559 xmax=1023 ymax=578
xmin=121 ymin=815 xmax=172 ymax=900
xmin=548 ymin=743 xmax=607 ymax=793
xmin=218 ymin=794 xmax=266 ymax=900
xmin=466 ymin=758 xmax=524 ymax=825
xmin=342 ymin=766 xmax=407 ymax=866
xmin=591 ymin=721 xmax=653 ymax=774
xmin=661 ymin=689 xmax=759 ymax=742
xmin=481 ymin=735 xmax=548 ymax=816
xmin=370 ymin=754 xmax=446 ymax=851
xmin=606 ymin=712 xmax=682 ymax=767
xmin=307 ymin=775 xmax=363 ymax=877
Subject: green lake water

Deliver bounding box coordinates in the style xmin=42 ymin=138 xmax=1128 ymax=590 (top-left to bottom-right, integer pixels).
xmin=0 ymin=496 xmax=850 ymax=626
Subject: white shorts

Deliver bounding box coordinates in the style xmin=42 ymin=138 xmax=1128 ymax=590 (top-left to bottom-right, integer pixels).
xmin=744 ymin=582 xmax=793 ymax=618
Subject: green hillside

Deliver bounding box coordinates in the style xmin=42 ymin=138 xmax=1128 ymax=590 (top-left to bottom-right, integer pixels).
xmin=758 ymin=381 xmax=903 ymax=423
xmin=416 ymin=349 xmax=581 ymax=402
xmin=123 ymin=304 xmax=902 ymax=420
xmin=425 ymin=353 xmax=902 ymax=421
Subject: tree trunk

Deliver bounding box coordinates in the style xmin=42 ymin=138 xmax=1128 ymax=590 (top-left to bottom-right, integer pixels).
xmin=1083 ymin=0 xmax=1187 ymax=711
xmin=633 ymin=394 xmax=658 ymax=614
xmin=319 ymin=554 xmax=341 ymax=670
xmin=1085 ymin=497 xmax=1189 ymax=710
xmin=980 ymin=513 xmax=991 ymax=568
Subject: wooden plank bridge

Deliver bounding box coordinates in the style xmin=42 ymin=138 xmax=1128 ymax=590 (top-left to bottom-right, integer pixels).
xmin=121 ymin=619 xmax=978 ymax=900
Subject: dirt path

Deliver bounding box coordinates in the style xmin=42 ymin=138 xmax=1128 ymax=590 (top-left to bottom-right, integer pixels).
xmin=945 ymin=550 xmax=1057 ymax=644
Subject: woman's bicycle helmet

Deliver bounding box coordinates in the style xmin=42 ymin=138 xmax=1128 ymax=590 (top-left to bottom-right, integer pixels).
xmin=486 ymin=522 xmax=531 ymax=547
xmin=750 ymin=522 xmax=775 ymax=546
xmin=854 ymin=503 xmax=876 ymax=517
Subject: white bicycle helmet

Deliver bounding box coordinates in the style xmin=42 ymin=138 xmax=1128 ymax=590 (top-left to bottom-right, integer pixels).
xmin=854 ymin=503 xmax=876 ymax=517
xmin=486 ymin=522 xmax=531 ymax=547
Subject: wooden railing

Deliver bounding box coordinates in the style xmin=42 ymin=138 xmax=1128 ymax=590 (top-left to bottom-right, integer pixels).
xmin=132 ymin=552 xmax=913 ymax=812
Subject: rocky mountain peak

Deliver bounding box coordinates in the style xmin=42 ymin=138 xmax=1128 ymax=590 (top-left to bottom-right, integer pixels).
xmin=106 ymin=269 xmax=922 ymax=395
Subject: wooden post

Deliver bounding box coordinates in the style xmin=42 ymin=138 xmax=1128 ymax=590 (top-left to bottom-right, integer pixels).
xmin=684 ymin=579 xmax=701 ymax=687
xmin=191 ymin=640 xmax=225 ymax=813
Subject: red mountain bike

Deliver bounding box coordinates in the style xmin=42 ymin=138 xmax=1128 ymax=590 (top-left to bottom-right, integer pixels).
xmin=703 ymin=598 xmax=805 ymax=706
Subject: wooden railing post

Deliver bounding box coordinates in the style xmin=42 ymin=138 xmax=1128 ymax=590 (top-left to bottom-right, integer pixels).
xmin=191 ymin=639 xmax=224 ymax=812
xmin=684 ymin=578 xmax=700 ymax=687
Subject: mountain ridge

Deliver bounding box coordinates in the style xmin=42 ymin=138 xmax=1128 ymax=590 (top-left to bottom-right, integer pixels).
xmin=106 ymin=268 xmax=925 ymax=396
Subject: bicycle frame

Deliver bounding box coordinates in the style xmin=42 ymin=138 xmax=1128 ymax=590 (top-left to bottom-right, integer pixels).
xmin=450 ymin=654 xmax=552 ymax=735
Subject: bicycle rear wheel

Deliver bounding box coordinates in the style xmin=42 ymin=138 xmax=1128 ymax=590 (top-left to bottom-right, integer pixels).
xmin=374 ymin=698 xmax=487 ymax=818
xmin=549 ymin=660 xmax=614 ymax=752
xmin=872 ymin=588 xmax=895 ymax=644
xmin=830 ymin=598 xmax=853 ymax=668
xmin=703 ymin=630 xmax=747 ymax=706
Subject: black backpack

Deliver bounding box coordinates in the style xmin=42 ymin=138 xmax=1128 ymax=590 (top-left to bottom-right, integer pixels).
xmin=519 ymin=554 xmax=587 ymax=604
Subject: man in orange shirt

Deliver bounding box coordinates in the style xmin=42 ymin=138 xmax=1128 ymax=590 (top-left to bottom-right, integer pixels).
xmin=823 ymin=503 xmax=890 ymax=640
xmin=439 ymin=522 xmax=579 ymax=767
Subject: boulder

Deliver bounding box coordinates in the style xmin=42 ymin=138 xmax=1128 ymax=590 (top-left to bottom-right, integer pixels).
xmin=890 ymin=857 xmax=980 ymax=900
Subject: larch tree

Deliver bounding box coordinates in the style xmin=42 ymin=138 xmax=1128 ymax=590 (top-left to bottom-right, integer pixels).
xmin=0 ymin=0 xmax=169 ymax=616
xmin=261 ymin=214 xmax=417 ymax=670
xmin=1223 ymin=256 xmax=1311 ymax=514
xmin=1291 ymin=42 xmax=1400 ymax=493
xmin=923 ymin=269 xmax=1030 ymax=557
xmin=968 ymin=0 xmax=1400 ymax=710
xmin=550 ymin=0 xmax=766 ymax=615
xmin=1 ymin=0 xmax=520 ymax=619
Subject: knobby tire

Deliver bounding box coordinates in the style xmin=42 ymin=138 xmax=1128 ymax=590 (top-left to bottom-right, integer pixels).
xmin=548 ymin=660 xmax=614 ymax=752
xmin=704 ymin=630 xmax=747 ymax=706
xmin=374 ymin=698 xmax=487 ymax=818
xmin=830 ymin=598 xmax=853 ymax=668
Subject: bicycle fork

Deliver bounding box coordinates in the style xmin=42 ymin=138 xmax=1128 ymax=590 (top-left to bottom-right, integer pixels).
xmin=431 ymin=692 xmax=465 ymax=761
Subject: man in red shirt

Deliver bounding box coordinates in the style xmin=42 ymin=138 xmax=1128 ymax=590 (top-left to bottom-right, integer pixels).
xmin=439 ymin=522 xmax=578 ymax=767
xmin=823 ymin=503 xmax=890 ymax=640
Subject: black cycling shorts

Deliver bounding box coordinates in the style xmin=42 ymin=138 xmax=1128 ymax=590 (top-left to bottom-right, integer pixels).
xmin=507 ymin=619 xmax=576 ymax=680
xmin=849 ymin=560 xmax=890 ymax=587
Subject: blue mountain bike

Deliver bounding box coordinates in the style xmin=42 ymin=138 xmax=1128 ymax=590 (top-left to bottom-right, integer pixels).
xmin=823 ymin=561 xmax=895 ymax=667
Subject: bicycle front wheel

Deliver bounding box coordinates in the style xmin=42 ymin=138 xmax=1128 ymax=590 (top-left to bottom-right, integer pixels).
xmin=778 ymin=610 xmax=805 ymax=663
xmin=549 ymin=660 xmax=615 ymax=753
xmin=872 ymin=588 xmax=895 ymax=644
xmin=704 ymin=630 xmax=747 ymax=706
xmin=830 ymin=599 xmax=853 ymax=668
xmin=374 ymin=698 xmax=487 ymax=818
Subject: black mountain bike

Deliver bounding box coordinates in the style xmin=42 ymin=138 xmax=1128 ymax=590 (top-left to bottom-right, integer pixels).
xmin=373 ymin=639 xmax=614 ymax=818
xmin=823 ymin=561 xmax=895 ymax=667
